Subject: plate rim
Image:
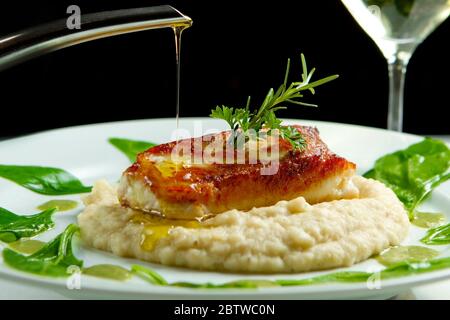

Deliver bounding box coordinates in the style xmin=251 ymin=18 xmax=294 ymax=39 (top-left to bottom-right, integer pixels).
xmin=0 ymin=117 xmax=449 ymax=298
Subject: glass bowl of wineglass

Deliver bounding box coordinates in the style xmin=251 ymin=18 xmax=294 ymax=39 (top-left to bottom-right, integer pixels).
xmin=341 ymin=0 xmax=450 ymax=131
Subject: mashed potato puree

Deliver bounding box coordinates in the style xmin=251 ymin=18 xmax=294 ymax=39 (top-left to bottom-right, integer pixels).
xmin=78 ymin=176 xmax=409 ymax=273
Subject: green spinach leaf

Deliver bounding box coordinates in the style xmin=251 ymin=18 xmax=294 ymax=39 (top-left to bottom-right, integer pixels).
xmin=363 ymin=138 xmax=450 ymax=218
xmin=109 ymin=138 xmax=156 ymax=162
xmin=2 ymin=224 xmax=83 ymax=277
xmin=0 ymin=207 xmax=56 ymax=243
xmin=276 ymin=257 xmax=450 ymax=287
xmin=421 ymin=223 xmax=450 ymax=245
xmin=171 ymin=271 xmax=371 ymax=288
xmin=131 ymin=264 xmax=168 ymax=285
xmin=380 ymin=256 xmax=450 ymax=279
xmin=0 ymin=165 xmax=91 ymax=195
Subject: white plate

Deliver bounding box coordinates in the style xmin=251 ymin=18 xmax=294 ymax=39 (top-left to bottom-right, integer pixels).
xmin=0 ymin=118 xmax=449 ymax=300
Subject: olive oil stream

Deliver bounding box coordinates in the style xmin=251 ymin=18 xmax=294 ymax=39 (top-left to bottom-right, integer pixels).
xmin=173 ymin=22 xmax=192 ymax=130
xmin=131 ymin=22 xmax=194 ymax=250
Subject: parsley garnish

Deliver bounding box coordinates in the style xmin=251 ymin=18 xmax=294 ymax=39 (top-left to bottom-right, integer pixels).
xmin=210 ymin=54 xmax=338 ymax=149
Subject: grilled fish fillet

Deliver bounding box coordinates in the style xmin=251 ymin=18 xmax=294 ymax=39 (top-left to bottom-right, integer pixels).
xmin=118 ymin=125 xmax=358 ymax=219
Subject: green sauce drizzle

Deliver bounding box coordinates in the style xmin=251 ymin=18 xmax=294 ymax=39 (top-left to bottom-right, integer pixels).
xmin=8 ymin=239 xmax=46 ymax=254
xmin=83 ymin=264 xmax=132 ymax=281
xmin=376 ymin=245 xmax=439 ymax=266
xmin=412 ymin=211 xmax=446 ymax=228
xmin=37 ymin=200 xmax=78 ymax=212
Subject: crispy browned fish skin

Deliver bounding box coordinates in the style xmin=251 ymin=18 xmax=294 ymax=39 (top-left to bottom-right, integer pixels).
xmin=119 ymin=125 xmax=357 ymax=219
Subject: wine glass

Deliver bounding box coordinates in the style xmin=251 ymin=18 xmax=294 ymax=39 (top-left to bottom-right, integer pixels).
xmin=341 ymin=0 xmax=450 ymax=131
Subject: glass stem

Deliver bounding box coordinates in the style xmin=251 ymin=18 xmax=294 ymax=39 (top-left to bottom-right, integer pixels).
xmin=387 ymin=54 xmax=408 ymax=132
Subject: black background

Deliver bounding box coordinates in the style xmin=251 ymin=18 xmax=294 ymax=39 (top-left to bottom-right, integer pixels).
xmin=0 ymin=0 xmax=449 ymax=138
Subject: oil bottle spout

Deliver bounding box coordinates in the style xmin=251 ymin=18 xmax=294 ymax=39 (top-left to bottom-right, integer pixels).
xmin=0 ymin=5 xmax=192 ymax=71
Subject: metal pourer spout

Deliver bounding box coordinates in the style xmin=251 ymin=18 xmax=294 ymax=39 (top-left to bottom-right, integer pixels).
xmin=0 ymin=5 xmax=192 ymax=71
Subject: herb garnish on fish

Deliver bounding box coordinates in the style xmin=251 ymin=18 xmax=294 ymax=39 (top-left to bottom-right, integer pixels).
xmin=210 ymin=54 xmax=338 ymax=149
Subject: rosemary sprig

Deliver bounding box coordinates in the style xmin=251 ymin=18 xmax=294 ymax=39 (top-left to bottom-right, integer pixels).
xmin=210 ymin=54 xmax=338 ymax=149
